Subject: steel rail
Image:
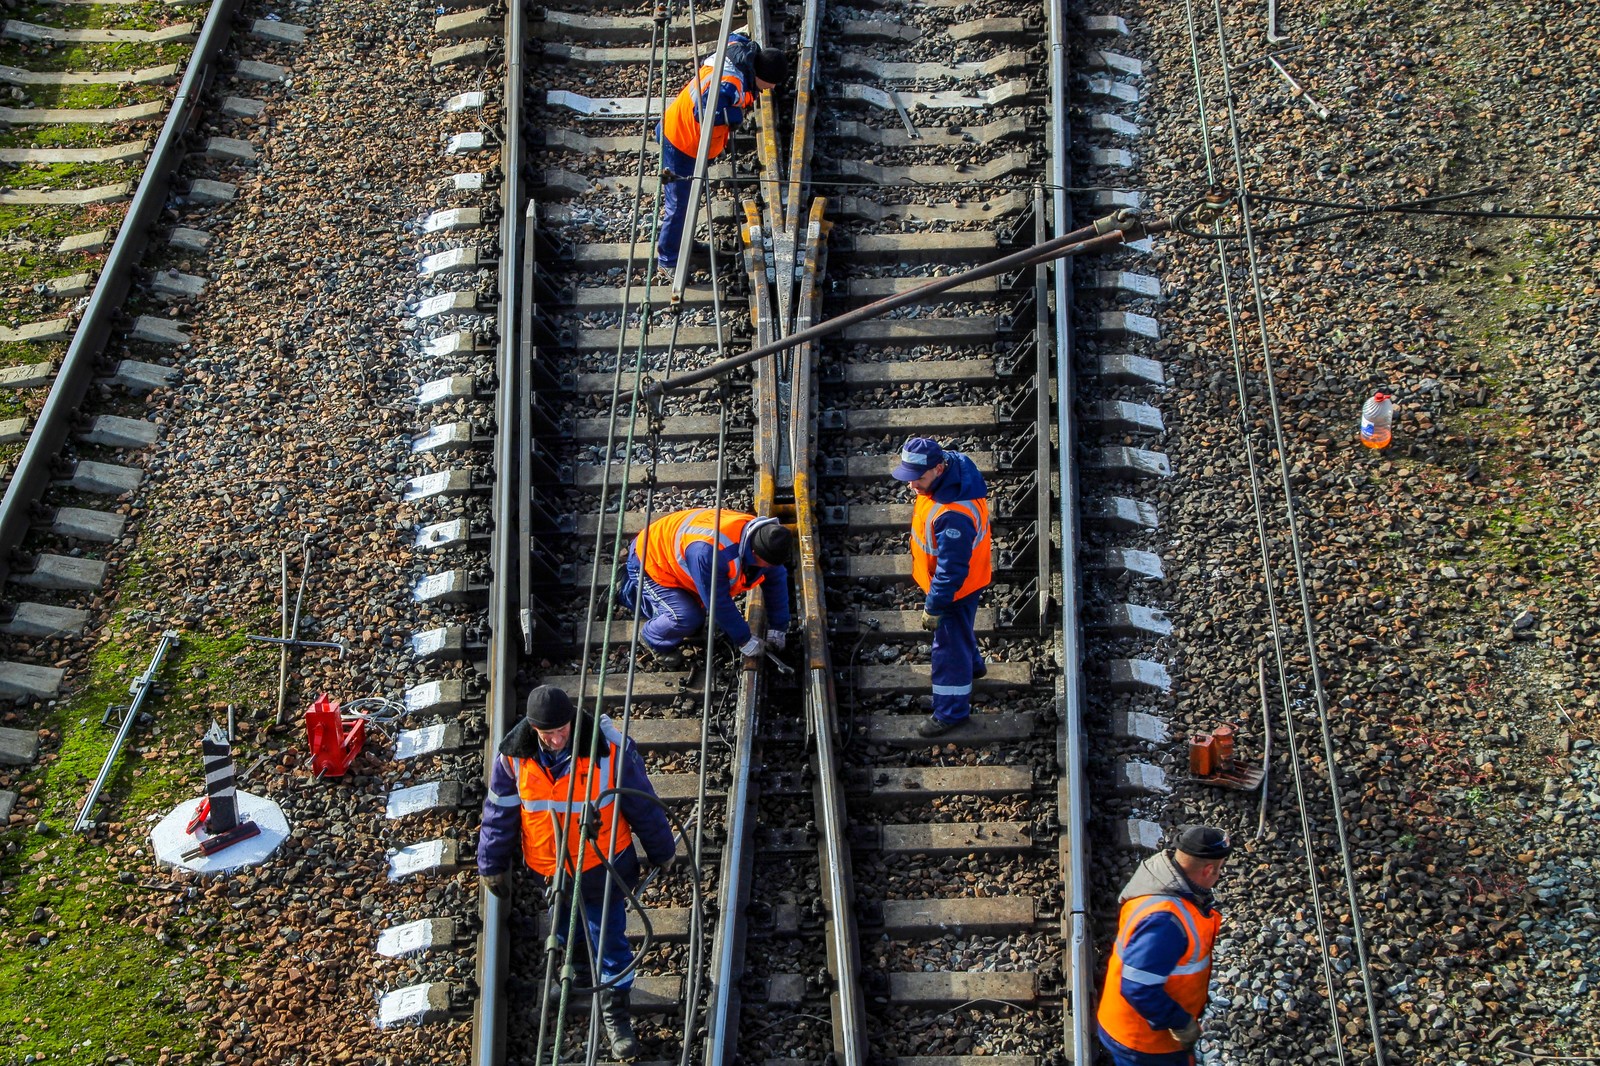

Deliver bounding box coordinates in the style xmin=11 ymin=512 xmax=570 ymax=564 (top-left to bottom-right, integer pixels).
xmin=1044 ymin=0 xmax=1095 ymax=1054
xmin=788 ymin=203 xmax=869 ymax=1066
xmin=701 ymin=222 xmax=783 ymax=1061
xmin=0 ymin=0 xmax=246 ymax=589
xmin=471 ymin=0 xmax=528 ymax=1055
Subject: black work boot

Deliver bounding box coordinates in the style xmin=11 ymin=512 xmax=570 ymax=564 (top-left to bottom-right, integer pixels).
xmin=599 ymin=987 xmax=642 ymax=1059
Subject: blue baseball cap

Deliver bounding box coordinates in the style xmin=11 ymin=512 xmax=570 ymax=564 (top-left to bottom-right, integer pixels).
xmin=891 ymin=437 xmax=945 ymax=481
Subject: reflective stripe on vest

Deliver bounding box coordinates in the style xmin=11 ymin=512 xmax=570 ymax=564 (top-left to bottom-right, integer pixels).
xmin=662 ymin=65 xmax=752 ymax=159
xmin=1096 ymin=892 xmax=1220 ymax=1056
xmin=636 ymin=508 xmax=764 ymax=600
xmin=908 ymin=495 xmax=992 ymax=599
xmin=509 ymin=721 xmax=633 ymax=877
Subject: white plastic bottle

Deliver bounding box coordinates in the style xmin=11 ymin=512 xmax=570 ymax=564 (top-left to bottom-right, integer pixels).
xmin=1360 ymin=392 xmax=1393 ymax=449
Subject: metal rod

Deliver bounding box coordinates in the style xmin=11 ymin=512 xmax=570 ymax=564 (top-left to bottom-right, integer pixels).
xmin=246 ymin=634 xmax=347 ymax=658
xmin=276 ymin=538 xmax=314 ymax=725
xmin=226 ymin=703 xmax=235 ymax=744
xmin=74 ymin=630 xmax=181 ymax=832
xmin=642 ymin=210 xmax=1163 ymax=397
xmin=1256 ymin=658 xmax=1272 ymax=840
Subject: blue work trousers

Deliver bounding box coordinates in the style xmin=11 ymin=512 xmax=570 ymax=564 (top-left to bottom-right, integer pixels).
xmin=541 ymin=847 xmax=642 ymax=991
xmin=1097 ymin=1026 xmax=1195 ymax=1066
xmin=656 ymin=136 xmax=697 ymax=269
xmin=930 ymin=593 xmax=985 ymax=725
xmin=619 ymin=545 xmax=704 ymax=652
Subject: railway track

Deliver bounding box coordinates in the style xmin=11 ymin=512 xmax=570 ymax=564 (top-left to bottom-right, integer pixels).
xmin=474 ymin=0 xmax=1168 ymax=1062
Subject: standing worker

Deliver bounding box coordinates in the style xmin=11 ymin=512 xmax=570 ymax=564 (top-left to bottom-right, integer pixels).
xmin=477 ymin=686 xmax=680 ymax=1060
xmin=890 ymin=437 xmax=991 ymax=738
xmin=656 ymin=33 xmax=787 ymax=276
xmin=1097 ymin=826 xmax=1233 ymax=1066
xmin=618 ymin=508 xmax=792 ymax=669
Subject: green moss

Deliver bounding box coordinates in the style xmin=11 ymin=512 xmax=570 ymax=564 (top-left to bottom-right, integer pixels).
xmin=0 ymin=41 xmax=191 ymax=74
xmin=9 ymin=81 xmax=172 ymax=110
xmin=11 ymin=0 xmax=190 ymax=32
xmin=0 ymin=158 xmax=142 ymax=192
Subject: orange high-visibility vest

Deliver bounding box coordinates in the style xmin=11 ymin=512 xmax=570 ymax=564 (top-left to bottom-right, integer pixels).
xmin=662 ymin=63 xmax=753 ymax=159
xmin=909 ymin=495 xmax=991 ymax=601
xmin=1097 ymin=893 xmax=1221 ymax=1055
xmin=503 ymin=720 xmax=633 ymax=877
xmin=636 ymin=508 xmax=767 ymax=601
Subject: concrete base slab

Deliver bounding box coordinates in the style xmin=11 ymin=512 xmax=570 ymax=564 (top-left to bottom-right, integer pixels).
xmin=69 ymin=460 xmax=142 ymax=496
xmin=0 ymin=182 xmax=132 ymax=206
xmin=220 ymin=96 xmax=264 ymax=118
xmin=110 ymin=359 xmax=179 ymax=393
xmin=2 ymin=602 xmax=90 ymax=638
xmin=0 ymin=417 xmax=30 ymax=444
xmin=187 ymin=179 xmax=236 ymax=204
xmin=0 ymin=318 xmax=73 ymax=344
xmin=0 ymin=662 xmax=63 ymax=700
xmin=80 ymin=414 xmax=158 ymax=449
xmin=234 ymin=59 xmax=286 ymax=82
xmin=250 ymin=18 xmax=306 ymax=44
xmin=13 ymin=553 xmax=108 ymax=592
xmin=0 ymin=362 xmax=56 ymax=389
xmin=151 ymin=271 xmax=205 ymax=298
xmin=1117 ymin=818 xmax=1164 ymax=851
xmin=168 ymin=226 xmax=212 ymax=251
xmin=51 ymin=506 xmax=126 ymax=542
xmin=0 ymin=790 xmax=15 ymax=821
xmin=0 ymin=726 xmax=40 ymax=765
xmin=131 ymin=315 xmax=189 ymax=345
xmin=58 ymin=229 xmax=113 ymax=253
xmin=204 ymin=136 xmax=256 ymax=164
xmin=151 ymin=791 xmax=289 ymax=873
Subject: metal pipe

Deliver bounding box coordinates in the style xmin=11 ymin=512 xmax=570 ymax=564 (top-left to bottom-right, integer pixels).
xmin=74 ymin=630 xmax=180 ymax=832
xmin=0 ymin=0 xmax=246 ymax=589
xmin=642 ymin=211 xmax=1162 ymax=398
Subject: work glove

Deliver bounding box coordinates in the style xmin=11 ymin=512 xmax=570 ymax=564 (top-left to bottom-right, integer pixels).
xmin=766 ymin=628 xmax=787 ymax=651
xmin=739 ymin=636 xmax=764 ymax=657
xmin=647 ymin=852 xmax=679 ymax=877
xmin=920 ymin=610 xmax=942 ymax=632
xmin=481 ymin=872 xmax=509 ymax=899
xmin=1168 ymin=1017 xmax=1202 ymax=1047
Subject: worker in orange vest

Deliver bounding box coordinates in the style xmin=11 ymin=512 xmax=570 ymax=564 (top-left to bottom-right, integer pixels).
xmin=1097 ymin=826 xmax=1232 ymax=1066
xmin=655 ymin=33 xmax=786 ymax=274
xmin=891 ymin=437 xmax=991 ymax=737
xmin=477 ymin=686 xmax=679 ymax=1059
xmin=618 ymin=508 xmax=792 ymax=668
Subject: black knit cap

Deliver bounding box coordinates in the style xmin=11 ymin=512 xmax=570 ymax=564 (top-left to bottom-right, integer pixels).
xmin=751 ymin=521 xmax=792 ymax=565
xmin=752 ymin=46 xmax=786 ymax=86
xmin=524 ymin=685 xmax=576 ymax=730
xmin=1175 ymin=824 xmax=1232 ymax=860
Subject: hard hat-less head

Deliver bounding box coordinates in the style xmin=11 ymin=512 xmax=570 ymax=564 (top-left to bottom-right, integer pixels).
xmin=750 ymin=520 xmax=792 ymax=565
xmin=1175 ymin=824 xmax=1232 ymax=860
xmin=891 ymin=437 xmax=946 ymax=482
xmin=753 ymin=46 xmax=787 ymax=86
xmin=524 ymin=686 xmax=576 ymax=730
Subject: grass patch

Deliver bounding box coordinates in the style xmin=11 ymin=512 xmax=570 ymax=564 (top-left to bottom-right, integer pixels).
xmin=12 ymin=0 xmax=192 ymax=32
xmin=9 ymin=80 xmax=172 ymax=110
xmin=0 ymin=122 xmax=145 ymax=151
xmin=0 ymin=159 xmax=140 ymax=194
xmin=0 ymin=41 xmax=191 ymax=74
xmin=0 ymin=615 xmax=280 ymax=1062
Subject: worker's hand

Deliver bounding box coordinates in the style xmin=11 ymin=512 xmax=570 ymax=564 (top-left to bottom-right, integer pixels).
xmin=481 ymin=872 xmax=509 ymax=899
xmin=1168 ymin=1017 xmax=1202 ymax=1047
xmin=766 ymin=628 xmax=787 ymax=651
xmin=739 ymin=636 xmax=764 ymax=657
xmin=647 ymin=852 xmax=678 ymax=877
xmin=920 ymin=610 xmax=942 ymax=632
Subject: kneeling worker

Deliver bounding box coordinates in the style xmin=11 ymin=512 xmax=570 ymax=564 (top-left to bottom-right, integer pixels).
xmin=477 ymin=686 xmax=679 ymax=1059
xmin=1097 ymin=826 xmax=1232 ymax=1066
xmin=619 ymin=508 xmax=792 ymax=669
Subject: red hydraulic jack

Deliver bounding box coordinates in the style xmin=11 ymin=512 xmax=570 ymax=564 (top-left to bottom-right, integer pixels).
xmin=1189 ymin=724 xmax=1265 ymax=791
xmin=305 ymin=693 xmax=365 ymax=778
